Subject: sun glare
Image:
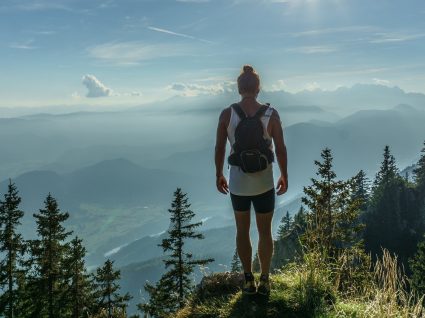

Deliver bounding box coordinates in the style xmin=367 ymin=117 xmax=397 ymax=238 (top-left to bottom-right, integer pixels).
xmin=279 ymin=0 xmax=348 ymax=22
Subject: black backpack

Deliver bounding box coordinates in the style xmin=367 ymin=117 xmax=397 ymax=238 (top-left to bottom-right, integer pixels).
xmin=228 ymin=103 xmax=274 ymax=173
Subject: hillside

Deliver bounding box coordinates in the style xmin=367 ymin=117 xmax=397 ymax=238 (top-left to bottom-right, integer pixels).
xmin=174 ymin=253 xmax=425 ymax=318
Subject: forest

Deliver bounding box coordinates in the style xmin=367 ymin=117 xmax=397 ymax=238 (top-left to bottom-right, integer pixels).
xmin=1 ymin=142 xmax=425 ymax=318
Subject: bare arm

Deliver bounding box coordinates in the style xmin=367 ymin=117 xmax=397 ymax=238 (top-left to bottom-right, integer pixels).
xmin=214 ymin=108 xmax=230 ymax=194
xmin=270 ymin=109 xmax=288 ymax=194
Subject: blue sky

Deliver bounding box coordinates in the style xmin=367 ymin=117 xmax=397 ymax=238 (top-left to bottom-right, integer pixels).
xmin=1 ymin=0 xmax=425 ymax=107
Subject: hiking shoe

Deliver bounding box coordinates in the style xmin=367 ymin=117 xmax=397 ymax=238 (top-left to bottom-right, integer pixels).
xmin=242 ymin=272 xmax=256 ymax=295
xmin=242 ymin=279 xmax=257 ymax=295
xmin=257 ymin=274 xmax=271 ymax=295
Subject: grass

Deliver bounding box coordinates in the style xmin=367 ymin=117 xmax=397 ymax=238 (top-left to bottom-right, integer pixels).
xmin=175 ymin=250 xmax=425 ymax=318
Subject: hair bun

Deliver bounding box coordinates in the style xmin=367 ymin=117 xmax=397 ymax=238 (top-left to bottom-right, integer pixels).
xmin=243 ymin=65 xmax=254 ymax=73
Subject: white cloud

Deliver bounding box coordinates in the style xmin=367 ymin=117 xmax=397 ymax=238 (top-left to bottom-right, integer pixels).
xmin=9 ymin=39 xmax=37 ymax=49
xmin=27 ymin=30 xmax=56 ymax=35
xmin=291 ymin=26 xmax=376 ymax=37
xmin=373 ymin=78 xmax=391 ymax=86
xmin=119 ymin=91 xmax=143 ymax=97
xmin=71 ymin=91 xmax=81 ymax=100
xmin=265 ymin=80 xmax=287 ymax=92
xmin=3 ymin=1 xmax=74 ymax=11
xmin=369 ymin=32 xmax=425 ymax=44
xmin=305 ymin=82 xmax=321 ymax=91
xmin=168 ymin=81 xmax=236 ymax=96
xmin=82 ymin=74 xmax=112 ymax=98
xmin=285 ymin=45 xmax=337 ymax=54
xmin=87 ymin=41 xmax=194 ymax=65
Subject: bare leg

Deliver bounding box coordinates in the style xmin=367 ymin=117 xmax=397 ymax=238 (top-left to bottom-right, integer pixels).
xmin=234 ymin=210 xmax=252 ymax=273
xmin=255 ymin=211 xmax=274 ymax=275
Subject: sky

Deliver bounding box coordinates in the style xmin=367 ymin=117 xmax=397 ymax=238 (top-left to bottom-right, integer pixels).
xmin=1 ymin=0 xmax=425 ymax=107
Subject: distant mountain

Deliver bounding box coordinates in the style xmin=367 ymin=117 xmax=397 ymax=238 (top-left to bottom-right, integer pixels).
xmin=285 ymin=84 xmax=425 ymax=113
xmin=2 ymin=84 xmax=423 ymax=178
xmin=1 ymin=158 xmax=191 ymax=209
xmin=0 ymin=158 xmax=213 ymax=265
xmin=144 ymin=104 xmax=425 ymax=201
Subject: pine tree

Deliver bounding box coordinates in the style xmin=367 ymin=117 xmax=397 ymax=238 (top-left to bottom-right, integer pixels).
xmin=277 ymin=211 xmax=292 ymax=239
xmin=372 ymin=145 xmax=398 ymax=189
xmin=365 ymin=144 xmax=425 ymax=268
xmin=413 ymin=140 xmax=425 ymax=233
xmin=230 ymin=248 xmax=241 ymax=273
xmin=92 ymin=259 xmax=131 ymax=318
xmin=62 ymin=236 xmax=93 ymax=318
xmin=364 ymin=146 xmax=407 ymax=262
xmin=409 ymin=235 xmax=425 ymax=296
xmin=302 ymin=148 xmax=363 ymax=258
xmin=293 ymin=206 xmax=307 ymax=235
xmin=413 ymin=140 xmax=425 ymax=195
xmin=252 ymin=252 xmax=260 ymax=272
xmin=139 ymin=188 xmax=214 ymax=317
xmin=351 ymin=170 xmax=370 ymax=212
xmin=0 ymin=180 xmax=25 ymax=318
xmin=11 ymin=269 xmax=30 ymax=318
xmin=25 ymin=193 xmax=72 ymax=318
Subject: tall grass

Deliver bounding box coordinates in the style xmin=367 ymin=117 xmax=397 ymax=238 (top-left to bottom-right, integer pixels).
xmin=364 ymin=249 xmax=424 ymax=318
xmin=334 ymin=249 xmax=425 ymax=318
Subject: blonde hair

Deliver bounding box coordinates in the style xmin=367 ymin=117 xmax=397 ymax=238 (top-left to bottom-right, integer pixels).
xmin=237 ymin=65 xmax=260 ymax=95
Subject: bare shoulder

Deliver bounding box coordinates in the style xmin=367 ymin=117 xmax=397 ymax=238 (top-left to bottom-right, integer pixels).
xmin=218 ymin=106 xmax=231 ymax=125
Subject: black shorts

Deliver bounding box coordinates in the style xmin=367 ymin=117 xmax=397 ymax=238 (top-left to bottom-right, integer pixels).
xmin=230 ymin=188 xmax=275 ymax=214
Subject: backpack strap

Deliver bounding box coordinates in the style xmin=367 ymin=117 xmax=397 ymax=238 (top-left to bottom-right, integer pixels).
xmin=231 ymin=103 xmax=270 ymax=119
xmin=254 ymin=104 xmax=269 ymax=118
xmin=231 ymin=103 xmax=247 ymax=120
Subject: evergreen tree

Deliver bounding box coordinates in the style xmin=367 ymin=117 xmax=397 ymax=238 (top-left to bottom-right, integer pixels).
xmin=409 ymin=235 xmax=425 ymax=296
xmin=271 ymin=207 xmax=307 ymax=271
xmin=139 ymin=188 xmax=214 ymax=317
xmin=92 ymin=259 xmax=131 ymax=318
xmin=62 ymin=236 xmax=93 ymax=318
xmin=413 ymin=140 xmax=425 ymax=195
xmin=293 ymin=206 xmax=307 ymax=235
xmin=11 ymin=269 xmax=30 ymax=318
xmin=351 ymin=170 xmax=370 ymax=212
xmin=365 ymin=146 xmax=403 ymax=257
xmin=364 ymin=145 xmax=419 ymax=266
xmin=140 ymin=275 xmax=176 ymax=318
xmin=302 ymin=148 xmax=363 ymax=258
xmin=230 ymin=248 xmax=242 ymax=273
xmin=0 ymin=180 xmax=25 ymax=318
xmin=25 ymin=193 xmax=72 ymax=318
xmin=277 ymin=211 xmax=292 ymax=239
xmin=413 ymin=140 xmax=425 ymax=234
xmin=252 ymin=252 xmax=260 ymax=272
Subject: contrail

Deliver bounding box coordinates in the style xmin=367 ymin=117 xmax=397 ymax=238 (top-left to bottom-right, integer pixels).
xmin=148 ymin=26 xmax=215 ymax=44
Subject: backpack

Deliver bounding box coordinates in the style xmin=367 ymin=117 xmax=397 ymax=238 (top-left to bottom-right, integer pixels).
xmin=227 ymin=103 xmax=275 ymax=173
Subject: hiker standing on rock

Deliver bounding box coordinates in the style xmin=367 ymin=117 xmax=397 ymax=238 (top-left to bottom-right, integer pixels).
xmin=214 ymin=65 xmax=288 ymax=295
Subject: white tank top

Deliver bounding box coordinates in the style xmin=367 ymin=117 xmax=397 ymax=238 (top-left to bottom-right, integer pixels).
xmin=226 ymin=104 xmax=275 ymax=196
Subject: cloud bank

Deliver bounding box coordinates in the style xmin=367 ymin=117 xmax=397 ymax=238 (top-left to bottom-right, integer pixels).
xmin=168 ymin=81 xmax=236 ymax=96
